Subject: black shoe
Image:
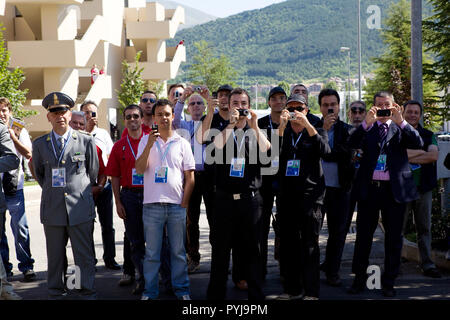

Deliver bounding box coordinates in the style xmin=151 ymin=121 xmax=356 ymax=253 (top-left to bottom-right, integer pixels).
xmin=382 ymin=285 xmax=396 ymax=298
xmin=23 ymin=270 xmax=36 ymax=282
xmin=319 ymin=262 xmax=327 ymax=272
xmin=132 ymin=281 xmax=145 ymax=295
xmin=423 ymin=267 xmax=442 ymax=278
xmin=326 ymin=274 xmax=342 ymax=287
xmin=347 ymin=279 xmax=365 ymax=294
xmin=104 ymin=260 xmax=121 ymax=270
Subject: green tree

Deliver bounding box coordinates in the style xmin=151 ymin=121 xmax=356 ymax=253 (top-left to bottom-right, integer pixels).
xmin=146 ymin=80 xmax=165 ymax=98
xmin=363 ymin=0 xmax=440 ymax=130
xmin=423 ymin=0 xmax=450 ymax=122
xmin=186 ymin=41 xmax=238 ymax=92
xmin=0 ymin=24 xmax=33 ymax=119
xmin=324 ymin=80 xmax=339 ymax=91
xmin=116 ymin=51 xmax=146 ymax=114
xmin=277 ymin=81 xmax=290 ymax=96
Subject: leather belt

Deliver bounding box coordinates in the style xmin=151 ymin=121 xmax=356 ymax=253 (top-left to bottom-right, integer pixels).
xmin=121 ymin=187 xmax=144 ymax=193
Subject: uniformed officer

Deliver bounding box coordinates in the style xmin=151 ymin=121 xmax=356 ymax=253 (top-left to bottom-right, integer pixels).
xmin=32 ymin=92 xmax=99 ymax=299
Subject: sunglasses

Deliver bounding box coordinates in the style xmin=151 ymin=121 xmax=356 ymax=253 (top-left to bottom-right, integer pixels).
xmin=189 ymin=101 xmax=204 ymax=106
xmin=125 ymin=114 xmax=140 ymax=120
xmin=351 ymin=107 xmax=365 ymax=114
xmin=287 ymin=106 xmax=305 ymax=112
xmin=141 ymin=98 xmax=156 ymax=104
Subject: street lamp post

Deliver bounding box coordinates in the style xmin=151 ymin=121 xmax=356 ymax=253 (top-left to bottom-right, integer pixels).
xmin=255 ymin=80 xmax=258 ymax=110
xmin=357 ymin=0 xmax=362 ymax=100
xmin=340 ymin=46 xmax=350 ymax=122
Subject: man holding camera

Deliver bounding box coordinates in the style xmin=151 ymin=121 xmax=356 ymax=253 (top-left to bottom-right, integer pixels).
xmin=0 ymin=97 xmax=35 ymax=282
xmin=315 ymin=89 xmax=354 ymax=287
xmin=80 ymin=100 xmax=119 ymax=270
xmin=274 ymin=94 xmax=330 ymax=300
xmin=290 ymin=84 xmax=321 ymax=126
xmin=136 ymin=99 xmax=195 ymax=300
xmin=206 ymin=88 xmax=270 ymax=300
xmin=348 ymin=91 xmax=423 ymax=297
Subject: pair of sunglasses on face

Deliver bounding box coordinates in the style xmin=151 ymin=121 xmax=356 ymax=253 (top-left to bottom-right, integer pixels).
xmin=189 ymin=101 xmax=204 ymax=106
xmin=287 ymin=106 xmax=305 ymax=112
xmin=351 ymin=107 xmax=365 ymax=114
xmin=141 ymin=98 xmax=156 ymax=104
xmin=125 ymin=114 xmax=140 ymax=120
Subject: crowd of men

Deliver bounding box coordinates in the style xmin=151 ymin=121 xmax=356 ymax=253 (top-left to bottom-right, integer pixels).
xmin=0 ymin=81 xmax=446 ymax=300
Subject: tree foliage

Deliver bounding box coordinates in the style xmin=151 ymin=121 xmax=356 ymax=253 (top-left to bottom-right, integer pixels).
xmin=186 ymin=41 xmax=238 ymax=92
xmin=0 ymin=24 xmax=33 ymax=119
xmin=423 ymin=0 xmax=450 ymax=108
xmin=363 ymin=0 xmax=441 ymax=131
xmin=116 ymin=51 xmax=146 ymax=113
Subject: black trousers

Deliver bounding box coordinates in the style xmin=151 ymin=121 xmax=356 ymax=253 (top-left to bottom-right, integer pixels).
xmin=186 ymin=171 xmax=214 ymax=263
xmin=279 ymin=197 xmax=322 ymax=297
xmin=94 ymin=182 xmax=116 ymax=261
xmin=259 ymin=176 xmax=280 ymax=279
xmin=322 ymin=187 xmax=351 ymax=277
xmin=352 ymin=181 xmax=406 ymax=287
xmin=207 ymin=189 xmax=264 ymax=300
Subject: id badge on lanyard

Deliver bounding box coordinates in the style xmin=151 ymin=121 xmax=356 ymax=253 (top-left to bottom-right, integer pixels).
xmin=50 ymin=132 xmax=71 ymax=188
xmin=286 ymin=160 xmax=300 ymax=176
xmin=127 ymin=136 xmax=144 ymax=186
xmin=375 ymin=154 xmax=387 ymax=171
xmin=230 ymin=132 xmax=246 ymax=178
xmin=154 ymin=140 xmax=173 ymax=184
xmin=230 ymin=158 xmax=245 ymax=178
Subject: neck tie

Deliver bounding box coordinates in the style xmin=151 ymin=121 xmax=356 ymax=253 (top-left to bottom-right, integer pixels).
xmin=379 ymin=123 xmax=388 ymax=142
xmin=58 ymin=136 xmax=65 ymax=153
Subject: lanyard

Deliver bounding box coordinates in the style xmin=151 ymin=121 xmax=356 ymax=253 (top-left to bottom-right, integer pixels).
xmin=155 ymin=139 xmax=174 ymax=166
xmin=232 ymin=130 xmax=246 ymax=156
xmin=291 ymin=132 xmax=302 ymax=160
xmin=50 ymin=130 xmax=72 ymax=166
xmin=126 ymin=135 xmax=138 ymax=160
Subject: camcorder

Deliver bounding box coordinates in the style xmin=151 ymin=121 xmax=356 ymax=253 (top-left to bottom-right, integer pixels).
xmin=238 ymin=109 xmax=249 ymax=117
xmin=376 ymin=109 xmax=391 ymax=117
xmin=151 ymin=124 xmax=158 ymax=132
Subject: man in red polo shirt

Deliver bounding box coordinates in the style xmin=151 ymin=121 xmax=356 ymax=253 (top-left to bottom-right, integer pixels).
xmin=106 ymin=105 xmax=147 ymax=295
xmin=121 ymin=91 xmax=156 ymax=138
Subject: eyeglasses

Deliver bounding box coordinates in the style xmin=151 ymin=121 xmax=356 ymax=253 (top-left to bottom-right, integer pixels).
xmin=189 ymin=101 xmax=204 ymax=106
xmin=141 ymin=98 xmax=156 ymax=104
xmin=351 ymin=107 xmax=365 ymax=114
xmin=125 ymin=114 xmax=140 ymax=120
xmin=287 ymin=106 xmax=305 ymax=112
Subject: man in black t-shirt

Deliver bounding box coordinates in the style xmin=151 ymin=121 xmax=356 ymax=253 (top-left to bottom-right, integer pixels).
xmin=206 ymin=88 xmax=270 ymax=300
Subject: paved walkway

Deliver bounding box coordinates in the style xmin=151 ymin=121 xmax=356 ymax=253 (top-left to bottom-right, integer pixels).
xmin=3 ymin=185 xmax=449 ymax=300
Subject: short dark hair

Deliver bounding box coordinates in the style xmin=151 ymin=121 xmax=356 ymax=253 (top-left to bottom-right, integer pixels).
xmin=318 ymin=88 xmax=340 ymax=106
xmin=167 ymin=83 xmax=184 ymax=96
xmin=80 ymin=100 xmax=98 ymax=111
xmin=152 ymin=99 xmax=174 ymax=115
xmin=349 ymin=100 xmax=366 ymax=110
xmin=123 ymin=104 xmax=143 ymax=118
xmin=141 ymin=90 xmax=157 ymax=100
xmin=373 ymin=91 xmax=394 ymax=104
xmin=291 ymin=83 xmax=308 ymax=94
xmin=403 ymin=100 xmax=423 ymax=115
xmin=228 ymin=87 xmax=251 ymax=106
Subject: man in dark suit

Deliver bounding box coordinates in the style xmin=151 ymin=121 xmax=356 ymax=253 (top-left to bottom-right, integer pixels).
xmin=315 ymin=89 xmax=354 ymax=287
xmin=348 ymin=91 xmax=423 ymax=297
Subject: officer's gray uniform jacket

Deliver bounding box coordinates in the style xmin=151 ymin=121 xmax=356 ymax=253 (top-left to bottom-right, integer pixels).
xmin=32 ymin=130 xmax=99 ymax=226
xmin=0 ymin=120 xmax=20 ymax=213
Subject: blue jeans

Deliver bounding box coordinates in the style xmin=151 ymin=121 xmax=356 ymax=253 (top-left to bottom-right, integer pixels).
xmin=142 ymin=203 xmax=189 ymax=299
xmin=0 ymin=189 xmax=34 ymax=273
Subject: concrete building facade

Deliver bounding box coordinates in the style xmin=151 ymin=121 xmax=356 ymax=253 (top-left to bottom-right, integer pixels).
xmin=0 ymin=0 xmax=185 ymax=139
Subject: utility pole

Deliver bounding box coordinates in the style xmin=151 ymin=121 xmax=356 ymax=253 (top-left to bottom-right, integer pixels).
xmin=411 ymin=0 xmax=423 ymax=125
xmin=255 ymin=80 xmax=258 ymax=110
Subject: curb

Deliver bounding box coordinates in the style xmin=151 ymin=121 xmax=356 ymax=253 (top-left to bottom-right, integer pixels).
xmin=401 ymin=238 xmax=450 ymax=271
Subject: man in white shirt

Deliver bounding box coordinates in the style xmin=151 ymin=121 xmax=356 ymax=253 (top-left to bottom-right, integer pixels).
xmin=0 ymin=97 xmax=36 ymax=282
xmin=136 ymin=99 xmax=195 ymax=300
xmin=80 ymin=100 xmax=119 ymax=270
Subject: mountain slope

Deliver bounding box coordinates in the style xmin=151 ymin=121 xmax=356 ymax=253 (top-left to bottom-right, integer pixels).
xmin=149 ymin=0 xmax=217 ymax=30
xmin=168 ymin=0 xmax=432 ymax=83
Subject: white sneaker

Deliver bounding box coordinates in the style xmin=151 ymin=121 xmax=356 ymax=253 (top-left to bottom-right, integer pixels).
xmin=1 ymin=287 xmax=22 ymax=300
xmin=179 ymin=294 xmax=191 ymax=300
xmin=141 ymin=295 xmax=151 ymax=300
xmin=269 ymin=293 xmax=303 ymax=300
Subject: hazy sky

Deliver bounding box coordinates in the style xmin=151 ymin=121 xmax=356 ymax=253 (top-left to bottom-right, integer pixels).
xmin=171 ymin=0 xmax=286 ymax=18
